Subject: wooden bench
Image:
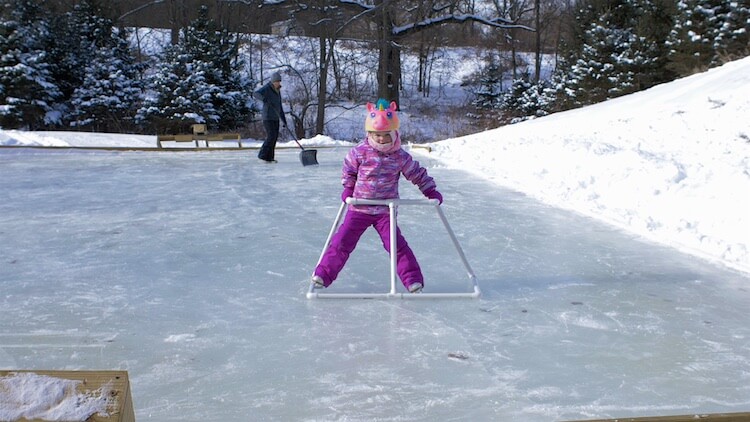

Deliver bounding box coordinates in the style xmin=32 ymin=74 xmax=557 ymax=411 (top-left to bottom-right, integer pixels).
xmin=156 ymin=124 xmax=242 ymax=148
xmin=204 ymin=132 xmax=242 ymax=147
xmin=156 ymin=134 xmax=197 ymax=148
xmin=156 ymin=132 xmax=242 ymax=148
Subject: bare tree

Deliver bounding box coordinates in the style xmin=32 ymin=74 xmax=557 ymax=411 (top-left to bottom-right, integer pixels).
xmin=370 ymin=0 xmax=532 ymax=105
xmin=116 ymin=0 xmax=186 ymax=44
xmin=256 ymin=0 xmax=530 ymax=106
xmin=534 ymin=0 xmax=541 ymax=81
xmin=114 ymin=0 xmax=538 ymax=135
xmin=532 ymin=0 xmax=566 ymax=81
xmin=289 ymin=0 xmax=347 ymax=135
xmin=490 ymin=0 xmax=536 ymax=79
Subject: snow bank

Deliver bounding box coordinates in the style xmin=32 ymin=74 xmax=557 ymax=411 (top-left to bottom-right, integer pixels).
xmin=426 ymin=56 xmax=750 ymax=273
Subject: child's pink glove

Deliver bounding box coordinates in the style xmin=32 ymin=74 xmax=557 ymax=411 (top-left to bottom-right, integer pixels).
xmin=424 ymin=188 xmax=443 ymax=204
xmin=341 ymin=187 xmax=354 ymax=202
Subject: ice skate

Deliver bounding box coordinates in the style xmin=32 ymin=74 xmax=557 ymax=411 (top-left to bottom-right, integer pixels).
xmin=311 ymin=275 xmax=325 ymax=288
xmin=408 ymin=282 xmax=423 ymax=293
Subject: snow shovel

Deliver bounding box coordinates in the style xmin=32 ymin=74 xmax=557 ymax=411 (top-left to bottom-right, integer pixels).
xmin=284 ymin=124 xmax=318 ymax=166
xmin=270 ymin=104 xmax=318 ymax=166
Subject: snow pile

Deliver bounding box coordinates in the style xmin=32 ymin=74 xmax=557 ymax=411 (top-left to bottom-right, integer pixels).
xmin=295 ymin=133 xmax=353 ymax=147
xmin=0 ymin=130 xmax=155 ymax=148
xmin=0 ymin=373 xmax=112 ymax=421
xmin=426 ymin=56 xmax=750 ymax=273
xmin=0 ymin=130 xmax=350 ymax=149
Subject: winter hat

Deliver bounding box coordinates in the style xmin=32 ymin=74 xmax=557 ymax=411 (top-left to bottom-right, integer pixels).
xmin=365 ymin=99 xmax=399 ymax=132
xmin=270 ymin=72 xmax=282 ymax=82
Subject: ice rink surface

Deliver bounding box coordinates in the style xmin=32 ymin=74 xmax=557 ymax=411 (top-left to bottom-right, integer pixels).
xmin=1 ymin=148 xmax=749 ymax=421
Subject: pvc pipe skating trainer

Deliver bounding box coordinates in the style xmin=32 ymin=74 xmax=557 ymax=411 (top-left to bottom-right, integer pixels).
xmin=307 ymin=198 xmax=480 ymax=299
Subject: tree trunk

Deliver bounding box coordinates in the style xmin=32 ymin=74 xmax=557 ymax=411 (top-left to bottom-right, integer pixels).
xmin=168 ymin=0 xmax=182 ymax=45
xmin=510 ymin=30 xmax=518 ymax=80
xmin=375 ymin=0 xmax=401 ymax=105
xmin=316 ymin=36 xmax=328 ymax=135
xmin=534 ymin=0 xmax=541 ymax=82
xmin=418 ymin=43 xmax=425 ymax=93
xmin=377 ymin=39 xmax=401 ymax=105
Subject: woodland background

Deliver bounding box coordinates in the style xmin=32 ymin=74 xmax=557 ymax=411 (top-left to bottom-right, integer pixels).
xmin=1 ymin=0 xmax=748 ymax=140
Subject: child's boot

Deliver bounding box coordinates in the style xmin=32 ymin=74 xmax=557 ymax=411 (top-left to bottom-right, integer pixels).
xmin=311 ymin=275 xmax=325 ymax=288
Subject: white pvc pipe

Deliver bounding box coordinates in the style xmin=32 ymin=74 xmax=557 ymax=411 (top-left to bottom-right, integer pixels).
xmin=346 ymin=198 xmax=439 ymax=206
xmin=307 ymin=201 xmax=347 ymax=298
xmin=318 ymin=201 xmax=347 ymax=264
xmin=388 ymin=201 xmax=397 ymax=295
xmin=307 ymin=291 xmax=480 ymax=299
xmin=435 ymin=205 xmax=479 ymax=291
xmin=307 ymin=197 xmax=480 ymax=299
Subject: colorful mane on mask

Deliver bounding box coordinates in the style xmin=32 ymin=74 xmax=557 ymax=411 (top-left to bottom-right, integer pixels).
xmin=365 ymin=99 xmax=400 ymax=132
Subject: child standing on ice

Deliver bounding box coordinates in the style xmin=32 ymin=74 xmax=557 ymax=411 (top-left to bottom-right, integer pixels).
xmin=312 ymin=99 xmax=443 ymax=293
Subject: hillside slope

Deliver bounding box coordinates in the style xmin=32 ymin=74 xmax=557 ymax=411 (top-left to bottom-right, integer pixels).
xmin=426 ymin=56 xmax=750 ymax=273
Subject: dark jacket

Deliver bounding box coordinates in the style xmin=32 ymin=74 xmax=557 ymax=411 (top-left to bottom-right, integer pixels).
xmin=253 ymin=83 xmax=287 ymax=125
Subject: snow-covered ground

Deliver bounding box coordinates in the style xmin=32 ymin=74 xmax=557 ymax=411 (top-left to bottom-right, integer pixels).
xmin=429 ymin=56 xmax=750 ymax=274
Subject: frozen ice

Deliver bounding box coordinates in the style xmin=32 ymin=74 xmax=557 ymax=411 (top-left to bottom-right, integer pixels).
xmin=1 ymin=148 xmax=749 ymax=421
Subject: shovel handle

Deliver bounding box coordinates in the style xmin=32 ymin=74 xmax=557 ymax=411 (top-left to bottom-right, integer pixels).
xmin=268 ymin=103 xmax=305 ymax=151
xmin=284 ymin=125 xmax=306 ymax=151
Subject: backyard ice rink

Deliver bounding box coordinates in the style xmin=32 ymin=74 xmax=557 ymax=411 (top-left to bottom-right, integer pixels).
xmin=1 ymin=147 xmax=749 ymax=421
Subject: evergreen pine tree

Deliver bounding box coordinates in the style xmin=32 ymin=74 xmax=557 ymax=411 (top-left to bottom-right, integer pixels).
xmin=502 ymin=77 xmax=533 ymax=115
xmin=472 ymin=55 xmax=504 ymax=110
xmin=723 ymin=1 xmax=750 ymax=58
xmin=502 ymin=76 xmax=555 ymax=121
xmin=667 ymin=0 xmax=750 ymax=75
xmin=137 ymin=5 xmax=251 ymax=132
xmin=44 ymin=0 xmax=122 ymax=125
xmin=136 ymin=42 xmax=221 ymax=133
xmin=69 ymin=29 xmax=142 ymax=132
xmin=551 ymin=0 xmax=668 ymax=109
xmin=0 ymin=0 xmax=61 ymax=129
xmin=178 ymin=5 xmax=250 ymax=130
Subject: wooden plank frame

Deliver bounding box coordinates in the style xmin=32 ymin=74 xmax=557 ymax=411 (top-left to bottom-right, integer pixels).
xmin=156 ymin=133 xmax=241 ymax=148
xmin=0 ymin=370 xmax=135 ymax=422
xmin=564 ymin=412 xmax=750 ymax=422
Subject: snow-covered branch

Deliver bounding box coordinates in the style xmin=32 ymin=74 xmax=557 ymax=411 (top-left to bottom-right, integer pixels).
xmin=393 ymin=13 xmax=533 ymax=37
xmin=118 ymin=0 xmax=165 ymax=22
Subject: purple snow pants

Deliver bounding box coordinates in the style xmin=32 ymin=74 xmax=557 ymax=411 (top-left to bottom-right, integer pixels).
xmin=314 ymin=210 xmax=423 ymax=290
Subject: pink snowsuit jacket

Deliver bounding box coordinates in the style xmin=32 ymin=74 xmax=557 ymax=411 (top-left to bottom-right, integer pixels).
xmin=342 ymin=140 xmax=436 ymax=215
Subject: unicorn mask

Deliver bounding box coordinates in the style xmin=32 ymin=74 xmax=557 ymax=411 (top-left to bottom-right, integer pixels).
xmin=365 ymin=99 xmax=400 ymax=132
xmin=365 ymin=99 xmax=401 ymax=153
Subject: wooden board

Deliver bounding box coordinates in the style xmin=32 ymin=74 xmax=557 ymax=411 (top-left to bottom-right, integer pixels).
xmin=565 ymin=412 xmax=750 ymax=422
xmin=157 ymin=133 xmax=241 ymax=148
xmin=0 ymin=370 xmax=135 ymax=422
